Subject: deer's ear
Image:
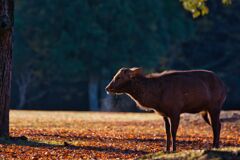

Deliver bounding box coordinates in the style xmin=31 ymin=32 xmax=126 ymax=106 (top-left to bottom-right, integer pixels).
xmin=120 ymin=67 xmax=129 ymax=72
xmin=120 ymin=67 xmax=128 ymax=71
xmin=130 ymin=67 xmax=143 ymax=77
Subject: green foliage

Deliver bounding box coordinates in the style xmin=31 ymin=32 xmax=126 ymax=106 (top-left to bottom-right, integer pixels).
xmin=180 ymin=0 xmax=231 ymax=18
xmin=222 ymin=0 xmax=232 ymax=5
xmin=12 ymin=0 xmax=196 ymax=108
xmin=13 ymin=0 xmax=239 ymax=109
xmin=175 ymin=0 xmax=240 ymax=72
xmin=168 ymin=0 xmax=240 ymax=108
xmin=14 ymin=0 xmax=193 ymax=79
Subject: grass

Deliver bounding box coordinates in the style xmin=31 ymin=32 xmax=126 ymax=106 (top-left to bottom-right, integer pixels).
xmin=138 ymin=147 xmax=240 ymax=160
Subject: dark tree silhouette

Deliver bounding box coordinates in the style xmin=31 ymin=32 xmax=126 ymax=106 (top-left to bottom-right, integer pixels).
xmin=0 ymin=0 xmax=14 ymax=137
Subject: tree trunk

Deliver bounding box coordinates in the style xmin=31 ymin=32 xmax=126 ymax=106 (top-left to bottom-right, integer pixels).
xmin=18 ymin=86 xmax=26 ymax=109
xmin=88 ymin=75 xmax=99 ymax=111
xmin=101 ymin=94 xmax=113 ymax=111
xmin=0 ymin=0 xmax=14 ymax=137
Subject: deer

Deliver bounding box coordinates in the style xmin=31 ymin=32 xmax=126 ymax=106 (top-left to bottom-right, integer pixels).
xmin=105 ymin=67 xmax=226 ymax=152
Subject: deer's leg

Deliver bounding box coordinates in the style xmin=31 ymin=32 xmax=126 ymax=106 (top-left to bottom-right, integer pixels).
xmin=170 ymin=115 xmax=180 ymax=152
xmin=163 ymin=117 xmax=171 ymax=152
xmin=209 ymin=108 xmax=221 ymax=148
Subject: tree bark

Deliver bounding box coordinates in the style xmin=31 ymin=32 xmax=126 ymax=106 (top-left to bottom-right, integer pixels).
xmin=0 ymin=0 xmax=14 ymax=137
xmin=88 ymin=75 xmax=99 ymax=111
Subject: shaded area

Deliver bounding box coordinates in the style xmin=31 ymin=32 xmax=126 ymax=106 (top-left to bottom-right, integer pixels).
xmin=63 ymin=142 xmax=149 ymax=155
xmin=1 ymin=135 xmax=239 ymax=159
xmin=28 ymin=133 xmax=166 ymax=143
xmin=0 ymin=136 xmax=148 ymax=156
xmin=0 ymin=136 xmax=60 ymax=148
xmin=221 ymin=113 xmax=240 ymax=123
xmin=138 ymin=148 xmax=240 ymax=160
xmin=203 ymin=150 xmax=240 ymax=160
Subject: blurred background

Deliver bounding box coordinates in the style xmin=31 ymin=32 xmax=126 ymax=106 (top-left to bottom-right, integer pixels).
xmin=12 ymin=0 xmax=240 ymax=111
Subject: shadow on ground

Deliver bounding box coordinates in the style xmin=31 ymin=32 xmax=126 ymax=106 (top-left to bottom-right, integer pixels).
xmin=138 ymin=148 xmax=240 ymax=160
xmin=0 ymin=136 xmax=149 ymax=155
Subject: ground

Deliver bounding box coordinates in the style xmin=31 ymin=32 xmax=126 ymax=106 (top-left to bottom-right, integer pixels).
xmin=0 ymin=110 xmax=239 ymax=159
xmin=139 ymin=147 xmax=240 ymax=160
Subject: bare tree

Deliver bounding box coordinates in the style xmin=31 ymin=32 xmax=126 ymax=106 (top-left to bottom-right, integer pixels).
xmin=16 ymin=71 xmax=32 ymax=108
xmin=16 ymin=71 xmax=47 ymax=109
xmin=88 ymin=75 xmax=99 ymax=111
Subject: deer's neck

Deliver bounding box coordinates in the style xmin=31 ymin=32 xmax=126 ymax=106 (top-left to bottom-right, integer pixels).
xmin=125 ymin=77 xmax=151 ymax=110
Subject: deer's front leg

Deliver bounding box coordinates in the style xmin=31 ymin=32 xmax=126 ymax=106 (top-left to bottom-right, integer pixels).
xmin=163 ymin=117 xmax=171 ymax=152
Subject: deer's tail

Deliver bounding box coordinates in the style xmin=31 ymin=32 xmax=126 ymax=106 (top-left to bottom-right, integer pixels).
xmin=201 ymin=111 xmax=211 ymax=125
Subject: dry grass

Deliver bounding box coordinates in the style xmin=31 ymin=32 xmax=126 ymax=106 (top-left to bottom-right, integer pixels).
xmin=138 ymin=147 xmax=240 ymax=160
xmin=0 ymin=110 xmax=238 ymax=159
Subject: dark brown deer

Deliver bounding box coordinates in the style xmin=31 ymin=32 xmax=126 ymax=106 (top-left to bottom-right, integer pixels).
xmin=105 ymin=67 xmax=226 ymax=152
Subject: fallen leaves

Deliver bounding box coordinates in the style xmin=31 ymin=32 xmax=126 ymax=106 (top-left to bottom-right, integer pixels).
xmin=0 ymin=110 xmax=238 ymax=159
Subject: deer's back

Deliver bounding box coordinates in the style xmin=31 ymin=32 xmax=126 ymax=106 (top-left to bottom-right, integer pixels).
xmin=146 ymin=70 xmax=226 ymax=114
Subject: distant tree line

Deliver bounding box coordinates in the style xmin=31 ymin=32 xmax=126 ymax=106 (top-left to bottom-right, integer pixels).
xmin=168 ymin=0 xmax=240 ymax=108
xmin=12 ymin=0 xmax=239 ymax=111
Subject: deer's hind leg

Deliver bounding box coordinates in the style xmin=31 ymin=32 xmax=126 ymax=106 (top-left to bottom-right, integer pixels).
xmin=208 ymin=107 xmax=221 ymax=148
